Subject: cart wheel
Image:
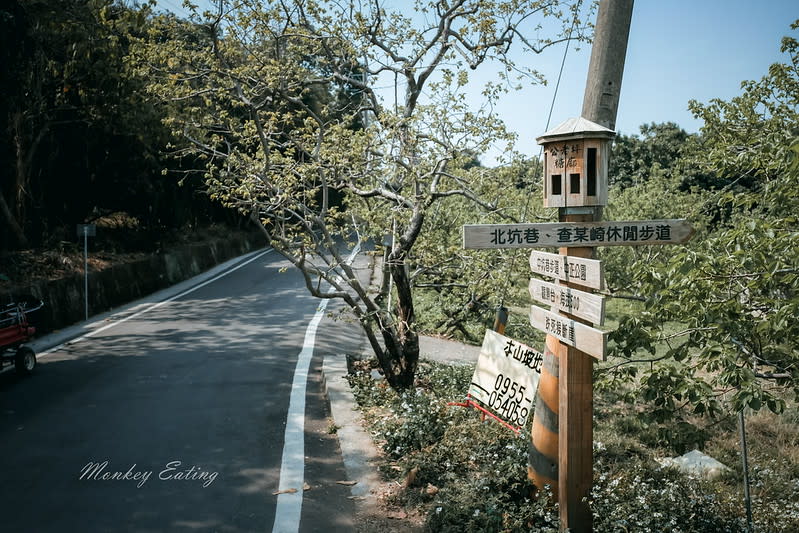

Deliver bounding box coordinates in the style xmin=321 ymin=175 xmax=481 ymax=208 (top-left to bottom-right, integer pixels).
xmin=15 ymin=347 xmax=36 ymax=376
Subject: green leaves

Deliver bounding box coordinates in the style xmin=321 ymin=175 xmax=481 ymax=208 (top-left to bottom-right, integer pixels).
xmin=687 ymin=21 xmax=799 ymax=192
xmin=598 ymin=19 xmax=799 ymax=428
xmin=129 ymin=0 xmax=585 ymax=390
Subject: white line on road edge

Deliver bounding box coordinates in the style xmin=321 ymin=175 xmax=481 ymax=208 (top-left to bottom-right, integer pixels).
xmin=272 ymin=243 xmax=362 ymax=533
xmin=37 ymin=249 xmax=273 ymax=357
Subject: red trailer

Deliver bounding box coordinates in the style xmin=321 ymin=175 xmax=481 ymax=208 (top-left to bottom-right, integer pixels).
xmin=0 ymin=299 xmax=43 ymax=375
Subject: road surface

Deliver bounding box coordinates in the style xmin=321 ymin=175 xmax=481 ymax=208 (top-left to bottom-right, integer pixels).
xmin=0 ymin=248 xmax=369 ymax=532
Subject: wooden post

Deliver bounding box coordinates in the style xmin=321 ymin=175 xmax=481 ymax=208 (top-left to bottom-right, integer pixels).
xmin=581 ymin=0 xmax=634 ymax=131
xmin=557 ymin=221 xmax=595 ymax=533
xmin=558 ymin=1 xmax=633 ymax=531
xmin=528 ymin=334 xmax=560 ymax=494
xmin=493 ymin=306 xmax=509 ymax=334
xmin=559 ymin=343 xmax=594 ymax=530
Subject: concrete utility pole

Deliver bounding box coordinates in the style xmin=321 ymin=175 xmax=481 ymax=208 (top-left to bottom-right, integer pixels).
xmin=582 ymin=0 xmax=634 ymax=130
xmin=558 ymin=1 xmax=633 ymax=532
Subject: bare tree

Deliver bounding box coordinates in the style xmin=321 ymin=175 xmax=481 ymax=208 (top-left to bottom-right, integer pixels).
xmin=136 ymin=0 xmax=590 ymax=388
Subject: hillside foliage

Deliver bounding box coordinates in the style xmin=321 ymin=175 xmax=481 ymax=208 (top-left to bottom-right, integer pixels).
xmin=129 ymin=0 xmax=589 ymax=389
xmin=2 ymin=1 xmax=797 ymax=410
xmin=0 ymin=0 xmax=242 ymax=253
xmin=598 ymin=21 xmax=799 ymax=428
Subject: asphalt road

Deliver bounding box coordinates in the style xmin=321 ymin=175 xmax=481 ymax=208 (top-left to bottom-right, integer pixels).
xmin=0 ymin=248 xmax=369 ymax=532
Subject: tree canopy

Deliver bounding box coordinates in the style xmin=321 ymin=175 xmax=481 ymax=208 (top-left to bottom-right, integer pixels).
xmin=132 ymin=0 xmax=590 ymax=389
xmin=601 ymin=21 xmax=799 ymax=426
xmin=0 ymin=0 xmax=234 ymax=253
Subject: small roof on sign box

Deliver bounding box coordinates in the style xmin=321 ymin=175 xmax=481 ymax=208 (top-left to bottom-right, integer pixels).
xmin=536 ymin=116 xmax=616 ymax=144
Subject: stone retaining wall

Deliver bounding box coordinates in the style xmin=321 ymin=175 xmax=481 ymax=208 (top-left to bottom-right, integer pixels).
xmin=1 ymin=233 xmax=261 ymax=334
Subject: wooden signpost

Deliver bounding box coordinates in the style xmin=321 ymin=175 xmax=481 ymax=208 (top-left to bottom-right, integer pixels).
xmin=459 ymin=3 xmax=670 ymax=530
xmin=463 ymin=219 xmax=694 ymax=249
xmin=461 ymin=121 xmax=693 ymax=532
xmin=528 ymin=278 xmax=606 ymax=325
xmin=462 ymin=216 xmax=694 ymax=361
xmin=529 ymin=250 xmax=604 ymax=290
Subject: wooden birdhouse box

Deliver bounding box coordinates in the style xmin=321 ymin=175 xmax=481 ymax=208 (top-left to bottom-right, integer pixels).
xmin=537 ymin=117 xmax=615 ymax=208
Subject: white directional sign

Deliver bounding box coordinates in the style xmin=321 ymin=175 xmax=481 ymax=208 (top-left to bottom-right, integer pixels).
xmin=463 ymin=219 xmax=694 ymax=249
xmin=529 ymin=305 xmax=607 ymax=361
xmin=468 ymin=330 xmax=542 ymax=428
xmin=529 ymin=250 xmax=604 ymax=290
xmin=528 ymin=278 xmax=606 ymax=325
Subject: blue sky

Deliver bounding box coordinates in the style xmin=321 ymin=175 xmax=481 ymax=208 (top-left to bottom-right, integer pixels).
xmin=488 ymin=0 xmax=798 ymax=164
xmin=155 ymin=1 xmax=797 ymax=165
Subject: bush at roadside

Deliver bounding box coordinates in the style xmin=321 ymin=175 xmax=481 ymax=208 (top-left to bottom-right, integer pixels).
xmin=350 ymin=359 xmax=799 ymax=532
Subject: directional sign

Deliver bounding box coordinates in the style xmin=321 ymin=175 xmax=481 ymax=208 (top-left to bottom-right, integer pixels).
xmin=468 ymin=330 xmax=542 ymax=428
xmin=529 ymin=278 xmax=606 ymax=325
xmin=529 ymin=305 xmax=607 ymax=361
xmin=529 ymin=250 xmax=604 ymax=290
xmin=76 ymin=223 xmax=96 ymax=237
xmin=463 ymin=219 xmax=694 ymax=249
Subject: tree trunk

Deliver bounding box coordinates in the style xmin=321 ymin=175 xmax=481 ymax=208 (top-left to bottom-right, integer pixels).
xmin=7 ymin=110 xmax=49 ymax=249
xmin=378 ymin=254 xmax=420 ymax=389
xmin=12 ymin=111 xmax=30 ymax=236
xmin=0 ymin=188 xmax=27 ymax=248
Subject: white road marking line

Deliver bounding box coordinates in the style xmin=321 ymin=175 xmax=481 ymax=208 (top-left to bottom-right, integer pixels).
xmin=272 ymin=243 xmax=361 ymax=533
xmin=37 ymin=249 xmax=273 ymax=357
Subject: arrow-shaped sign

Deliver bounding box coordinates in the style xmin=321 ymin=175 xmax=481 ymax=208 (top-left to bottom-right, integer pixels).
xmin=529 ymin=250 xmax=604 ymax=290
xmin=529 ymin=305 xmax=607 ymax=361
xmin=463 ymin=219 xmax=694 ymax=249
xmin=529 ymin=278 xmax=606 ymax=325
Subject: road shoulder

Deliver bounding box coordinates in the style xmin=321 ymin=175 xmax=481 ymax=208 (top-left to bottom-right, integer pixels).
xmin=322 ymin=336 xmax=480 ymax=531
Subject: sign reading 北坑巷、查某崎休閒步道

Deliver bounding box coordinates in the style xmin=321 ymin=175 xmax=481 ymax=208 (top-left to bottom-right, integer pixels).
xmin=463 ymin=219 xmax=694 ymax=249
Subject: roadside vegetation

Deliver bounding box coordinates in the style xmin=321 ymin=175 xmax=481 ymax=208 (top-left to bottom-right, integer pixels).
xmin=3 ymin=2 xmax=798 ymax=528
xmin=129 ymin=0 xmax=590 ymax=390
xmin=349 ymin=356 xmax=799 ymax=532
xmin=352 ymin=18 xmax=799 ymax=531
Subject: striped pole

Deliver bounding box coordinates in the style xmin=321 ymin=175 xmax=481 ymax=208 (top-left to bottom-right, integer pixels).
xmin=493 ymin=306 xmax=509 ymax=334
xmin=528 ymin=335 xmax=560 ymax=494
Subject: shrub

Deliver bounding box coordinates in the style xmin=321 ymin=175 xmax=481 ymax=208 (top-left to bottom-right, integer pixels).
xmin=592 ymin=461 xmax=743 ymax=532
xmin=350 ymin=359 xmax=799 ymax=532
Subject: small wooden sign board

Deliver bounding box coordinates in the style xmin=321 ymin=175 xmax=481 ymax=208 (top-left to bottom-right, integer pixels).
xmin=468 ymin=330 xmax=543 ymax=428
xmin=529 ymin=305 xmax=607 ymax=361
xmin=528 ymin=278 xmax=606 ymax=325
xmin=463 ymin=219 xmax=694 ymax=249
xmin=529 ymin=250 xmax=604 ymax=290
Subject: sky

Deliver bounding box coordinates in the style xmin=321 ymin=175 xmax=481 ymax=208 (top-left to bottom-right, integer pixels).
xmin=485 ymin=0 xmax=798 ymax=165
xmin=155 ymin=0 xmax=798 ymax=166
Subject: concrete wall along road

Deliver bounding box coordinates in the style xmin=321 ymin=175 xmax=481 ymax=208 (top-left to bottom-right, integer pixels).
xmin=1 ymin=233 xmax=261 ymax=335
